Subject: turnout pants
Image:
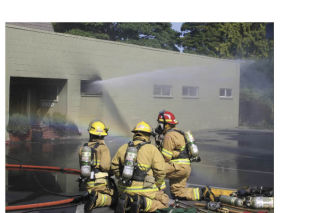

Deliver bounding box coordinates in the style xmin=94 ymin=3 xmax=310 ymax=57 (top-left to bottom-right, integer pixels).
xmin=119 ymin=181 xmax=169 ymax=212
xmin=165 ymin=161 xmax=201 ymax=201
xmin=87 ymin=173 xmax=114 ymax=207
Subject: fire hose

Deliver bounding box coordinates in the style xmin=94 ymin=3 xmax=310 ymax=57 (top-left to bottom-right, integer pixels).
xmin=6 ymin=163 xmax=84 ymax=211
xmin=6 ymin=198 xmax=77 ymax=211
xmin=6 ymin=163 xmax=80 ymax=174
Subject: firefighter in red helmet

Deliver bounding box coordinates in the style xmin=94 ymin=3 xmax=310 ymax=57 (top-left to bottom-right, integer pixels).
xmin=155 ymin=110 xmax=214 ymax=201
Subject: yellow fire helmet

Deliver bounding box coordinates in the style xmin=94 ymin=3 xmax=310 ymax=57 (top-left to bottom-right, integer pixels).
xmin=88 ymin=120 xmax=109 ymax=136
xmin=131 ymin=121 xmax=152 ymax=134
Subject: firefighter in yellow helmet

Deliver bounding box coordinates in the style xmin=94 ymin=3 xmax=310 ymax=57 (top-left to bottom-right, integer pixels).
xmin=111 ymin=121 xmax=173 ymax=213
xmin=79 ymin=120 xmax=116 ymax=212
xmin=155 ymin=111 xmax=215 ymax=201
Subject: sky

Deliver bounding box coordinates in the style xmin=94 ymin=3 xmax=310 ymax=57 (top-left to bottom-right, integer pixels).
xmin=171 ymin=22 xmax=184 ymax=52
xmin=171 ymin=22 xmax=183 ymax=32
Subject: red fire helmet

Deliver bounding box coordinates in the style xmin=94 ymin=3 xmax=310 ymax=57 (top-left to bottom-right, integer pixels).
xmin=157 ymin=111 xmax=179 ymax=124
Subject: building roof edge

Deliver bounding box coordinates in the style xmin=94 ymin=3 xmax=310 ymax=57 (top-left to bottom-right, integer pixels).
xmin=6 ymin=24 xmax=239 ymax=64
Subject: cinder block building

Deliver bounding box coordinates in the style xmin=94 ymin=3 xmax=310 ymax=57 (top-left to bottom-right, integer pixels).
xmin=5 ymin=23 xmax=240 ymax=138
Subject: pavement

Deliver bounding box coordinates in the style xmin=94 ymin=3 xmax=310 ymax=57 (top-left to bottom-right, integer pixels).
xmin=6 ymin=127 xmax=274 ymax=212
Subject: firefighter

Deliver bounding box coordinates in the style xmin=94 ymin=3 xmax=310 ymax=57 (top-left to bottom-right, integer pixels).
xmin=155 ymin=110 xmax=215 ymax=201
xmin=79 ymin=120 xmax=115 ymax=212
xmin=111 ymin=121 xmax=172 ymax=213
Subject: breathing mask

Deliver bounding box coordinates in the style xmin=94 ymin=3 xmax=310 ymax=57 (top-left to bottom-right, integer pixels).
xmin=155 ymin=123 xmax=164 ymax=134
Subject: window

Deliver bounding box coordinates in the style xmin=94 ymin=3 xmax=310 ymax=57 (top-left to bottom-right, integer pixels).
xmin=182 ymin=86 xmax=199 ymax=98
xmin=153 ymin=85 xmax=172 ymax=97
xmin=219 ymin=88 xmax=232 ymax=98
xmin=81 ymin=80 xmax=102 ymax=96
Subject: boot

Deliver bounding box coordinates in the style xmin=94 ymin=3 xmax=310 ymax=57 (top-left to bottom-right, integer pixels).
xmin=110 ymin=196 xmax=118 ymax=209
xmin=84 ymin=190 xmax=98 ymax=212
xmin=201 ymin=186 xmax=216 ymax=201
xmin=129 ymin=194 xmax=146 ymax=213
xmin=115 ymin=193 xmax=129 ymax=213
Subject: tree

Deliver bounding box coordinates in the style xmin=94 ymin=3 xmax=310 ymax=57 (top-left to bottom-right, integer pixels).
xmin=239 ymin=56 xmax=274 ymax=128
xmin=180 ymin=23 xmax=273 ymax=59
xmin=52 ymin=22 xmax=274 ymax=128
xmin=53 ymin=22 xmax=180 ymax=52
xmin=179 ymin=23 xmax=274 ymax=128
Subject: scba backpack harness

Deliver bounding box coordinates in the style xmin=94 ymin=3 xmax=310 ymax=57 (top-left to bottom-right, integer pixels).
xmin=168 ymin=129 xmax=201 ymax=162
xmin=121 ymin=141 xmax=151 ymax=186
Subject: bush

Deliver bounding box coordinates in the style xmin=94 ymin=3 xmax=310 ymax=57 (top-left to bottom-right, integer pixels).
xmin=240 ymin=58 xmax=274 ymax=129
xmin=7 ymin=113 xmax=31 ymax=136
xmin=239 ymin=88 xmax=274 ymax=129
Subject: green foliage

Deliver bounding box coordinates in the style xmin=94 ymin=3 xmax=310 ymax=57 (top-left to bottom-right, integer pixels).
xmin=53 ymin=22 xmax=180 ymax=51
xmin=241 ymin=58 xmax=274 ymax=91
xmin=52 ymin=22 xmax=274 ymax=129
xmin=180 ymin=23 xmax=273 ymax=59
xmin=52 ymin=23 xmax=113 ymax=34
xmin=53 ymin=22 xmax=273 ymax=59
xmin=67 ymin=29 xmax=110 ymax=40
xmin=7 ymin=113 xmax=31 ymax=136
xmin=239 ymin=88 xmax=273 ymax=128
xmin=239 ymin=57 xmax=274 ymax=129
xmin=116 ymin=23 xmax=180 ymax=51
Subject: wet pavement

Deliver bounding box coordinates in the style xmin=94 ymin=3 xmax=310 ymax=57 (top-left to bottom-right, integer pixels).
xmin=6 ymin=128 xmax=274 ymax=209
xmin=191 ymin=129 xmax=273 ymax=188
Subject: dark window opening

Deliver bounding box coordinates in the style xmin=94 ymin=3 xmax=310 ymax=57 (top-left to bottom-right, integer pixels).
xmin=81 ymin=80 xmax=102 ymax=96
xmin=40 ymin=85 xmax=59 ymax=101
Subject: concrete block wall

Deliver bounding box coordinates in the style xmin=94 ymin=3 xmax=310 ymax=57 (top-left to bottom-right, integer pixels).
xmin=6 ymin=24 xmax=240 ymax=137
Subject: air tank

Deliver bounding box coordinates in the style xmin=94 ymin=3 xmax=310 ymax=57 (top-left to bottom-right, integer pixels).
xmin=219 ymin=195 xmax=244 ymax=207
xmin=185 ymin=131 xmax=199 ymax=157
xmin=249 ymin=197 xmax=274 ymax=209
xmin=122 ymin=146 xmax=138 ymax=180
xmin=80 ymin=146 xmax=92 ymax=178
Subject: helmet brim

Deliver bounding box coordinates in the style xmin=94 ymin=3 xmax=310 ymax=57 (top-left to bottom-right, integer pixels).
xmin=89 ymin=130 xmax=108 ymax=136
xmin=157 ymin=119 xmax=178 ymax=124
xmin=131 ymin=130 xmax=152 ymax=134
